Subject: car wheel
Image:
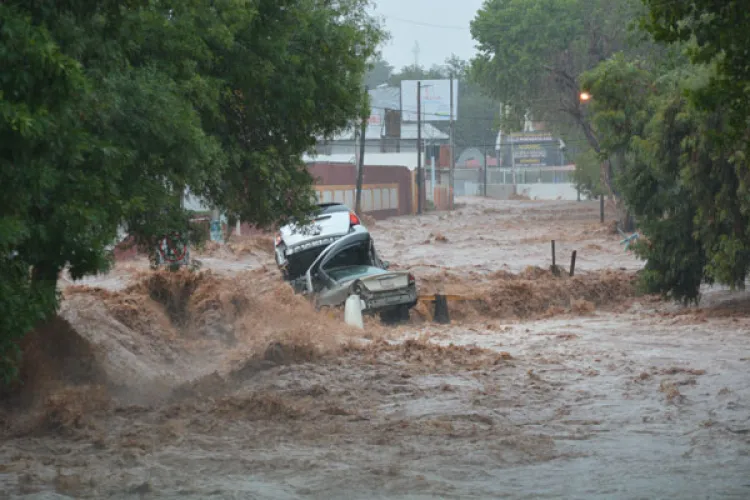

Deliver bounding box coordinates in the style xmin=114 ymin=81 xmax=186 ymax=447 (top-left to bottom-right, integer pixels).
xmin=397 ymin=305 xmax=411 ymax=322
xmin=379 ymin=306 xmax=409 ymax=325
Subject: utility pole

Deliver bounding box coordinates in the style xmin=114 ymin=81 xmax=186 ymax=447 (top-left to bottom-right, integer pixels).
xmin=355 ymin=86 xmax=368 ymax=214
xmin=511 ymin=133 xmax=517 ymax=186
xmin=449 ymin=76 xmax=455 ymax=209
xmin=417 ymin=81 xmax=423 ymax=215
xmin=483 ymin=142 xmax=488 ymax=197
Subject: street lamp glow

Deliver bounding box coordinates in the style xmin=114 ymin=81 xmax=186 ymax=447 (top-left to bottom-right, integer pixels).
xmin=579 ymin=92 xmax=591 ymax=102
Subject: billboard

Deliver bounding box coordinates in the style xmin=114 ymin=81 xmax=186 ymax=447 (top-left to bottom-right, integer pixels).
xmin=400 ymin=79 xmax=459 ymax=122
xmin=510 ymin=132 xmax=555 ymax=167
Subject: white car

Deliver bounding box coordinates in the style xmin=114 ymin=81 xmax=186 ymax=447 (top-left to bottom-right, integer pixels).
xmin=274 ymin=202 xmax=368 ymax=287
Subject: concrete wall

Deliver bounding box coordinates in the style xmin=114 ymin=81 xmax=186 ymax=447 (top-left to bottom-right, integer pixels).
xmin=516 ymin=183 xmax=579 ymax=200
xmin=485 ymin=184 xmax=516 ymax=199
xmin=483 ymin=183 xmax=578 ymax=200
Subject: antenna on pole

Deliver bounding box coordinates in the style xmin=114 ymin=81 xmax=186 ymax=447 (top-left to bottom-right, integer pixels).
xmin=412 ymin=41 xmax=420 ymax=67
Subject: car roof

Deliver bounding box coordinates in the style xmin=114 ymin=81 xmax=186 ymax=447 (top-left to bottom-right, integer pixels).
xmin=316 ymin=202 xmax=352 ymax=215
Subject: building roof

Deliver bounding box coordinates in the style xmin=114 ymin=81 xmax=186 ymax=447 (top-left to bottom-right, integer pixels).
xmin=322 ymin=85 xmax=450 ymax=142
xmin=303 ymin=152 xmax=427 ymax=171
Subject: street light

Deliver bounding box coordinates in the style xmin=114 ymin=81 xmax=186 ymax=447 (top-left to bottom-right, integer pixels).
xmin=579 ymin=91 xmax=591 ymax=102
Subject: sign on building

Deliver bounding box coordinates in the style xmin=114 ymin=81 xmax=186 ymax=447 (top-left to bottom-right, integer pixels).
xmin=510 ymin=132 xmax=555 ymax=167
xmin=400 ymin=79 xmax=459 ymax=122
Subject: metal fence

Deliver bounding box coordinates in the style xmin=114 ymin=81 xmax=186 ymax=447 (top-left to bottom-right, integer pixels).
xmin=425 ymin=165 xmax=579 ymax=202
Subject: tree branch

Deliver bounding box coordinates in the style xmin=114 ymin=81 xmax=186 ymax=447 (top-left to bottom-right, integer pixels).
xmin=559 ymin=106 xmax=601 ymax=153
xmin=542 ymin=65 xmax=579 ymax=91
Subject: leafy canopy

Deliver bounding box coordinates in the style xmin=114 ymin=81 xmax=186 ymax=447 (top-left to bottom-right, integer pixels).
xmin=469 ymin=0 xmax=649 ymax=198
xmin=0 ymin=0 xmax=383 ymax=381
xmin=578 ymin=0 xmax=750 ymax=302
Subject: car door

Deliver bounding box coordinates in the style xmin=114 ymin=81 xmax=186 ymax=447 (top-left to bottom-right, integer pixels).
xmin=305 ymin=230 xmax=370 ymax=294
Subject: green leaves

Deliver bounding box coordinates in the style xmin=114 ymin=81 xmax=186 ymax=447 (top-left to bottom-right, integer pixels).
xmin=0 ymin=0 xmax=383 ymax=382
xmin=469 ymin=0 xmax=648 ymax=166
xmin=599 ymin=1 xmax=750 ymax=301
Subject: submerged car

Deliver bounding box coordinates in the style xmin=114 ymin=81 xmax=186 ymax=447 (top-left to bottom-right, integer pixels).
xmin=304 ymin=228 xmax=417 ymax=321
xmin=274 ymin=202 xmax=367 ymax=289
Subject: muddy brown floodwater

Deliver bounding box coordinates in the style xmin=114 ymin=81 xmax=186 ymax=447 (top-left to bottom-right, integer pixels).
xmin=1 ymin=198 xmax=749 ymax=499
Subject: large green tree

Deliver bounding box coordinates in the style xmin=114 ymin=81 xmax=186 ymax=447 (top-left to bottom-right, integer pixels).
xmin=607 ymin=0 xmax=750 ymax=302
xmin=364 ymin=54 xmax=394 ymax=88
xmin=0 ymin=0 xmax=382 ymax=380
xmin=469 ymin=0 xmax=646 ymax=197
xmin=642 ymin=0 xmax=750 ymax=129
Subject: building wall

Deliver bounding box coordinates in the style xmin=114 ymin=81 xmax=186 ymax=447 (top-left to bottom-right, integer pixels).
xmin=307 ymin=162 xmax=413 ymax=218
xmin=326 ymin=140 xmax=420 ymax=156
xmin=321 ymin=138 xmax=447 ymax=156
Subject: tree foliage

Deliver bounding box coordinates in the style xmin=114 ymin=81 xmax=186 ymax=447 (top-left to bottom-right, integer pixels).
xmin=469 ymin=0 xmax=647 ymax=193
xmin=0 ymin=0 xmax=383 ymax=380
xmin=642 ymin=0 xmax=750 ymax=129
xmin=580 ymin=0 xmax=750 ymax=302
xmin=612 ymin=0 xmax=750 ymax=302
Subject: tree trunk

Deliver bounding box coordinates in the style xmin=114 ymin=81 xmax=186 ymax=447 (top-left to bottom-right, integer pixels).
xmin=621 ymin=210 xmax=635 ymax=233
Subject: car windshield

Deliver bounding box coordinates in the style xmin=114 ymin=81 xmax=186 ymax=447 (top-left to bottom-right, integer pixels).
xmin=316 ymin=203 xmax=350 ymax=215
xmin=286 ymin=203 xmax=350 ymax=228
xmin=327 ymin=265 xmax=386 ymax=283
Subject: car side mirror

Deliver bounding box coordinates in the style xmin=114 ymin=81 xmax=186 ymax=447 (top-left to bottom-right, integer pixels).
xmin=382 ymin=261 xmax=390 ymax=269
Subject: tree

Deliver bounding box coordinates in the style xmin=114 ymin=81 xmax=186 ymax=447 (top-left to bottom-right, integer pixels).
xmin=364 ymin=55 xmax=394 ymax=88
xmin=596 ymin=0 xmax=750 ymax=302
xmin=469 ymin=0 xmax=645 ymax=198
xmin=582 ymin=45 xmax=750 ymax=302
xmin=0 ymin=0 xmax=383 ymax=381
xmin=642 ymin=0 xmax=750 ymax=129
xmin=617 ymin=69 xmax=729 ymax=303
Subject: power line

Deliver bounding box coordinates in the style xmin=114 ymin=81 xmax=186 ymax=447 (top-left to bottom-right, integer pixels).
xmin=380 ymin=14 xmax=470 ymax=31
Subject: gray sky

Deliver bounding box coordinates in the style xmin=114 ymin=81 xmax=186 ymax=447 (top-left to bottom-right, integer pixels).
xmin=369 ymin=0 xmax=485 ymax=71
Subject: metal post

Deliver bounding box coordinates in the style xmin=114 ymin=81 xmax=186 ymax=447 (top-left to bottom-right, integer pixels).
xmin=355 ymin=86 xmax=368 ymax=214
xmin=449 ymin=76 xmax=455 ymax=209
xmin=417 ymin=81 xmax=423 ymax=215
xmin=570 ymin=250 xmax=577 ymax=277
xmin=551 ymin=239 xmax=560 ymax=276
xmin=600 ymin=194 xmax=605 ymax=223
xmin=484 ymin=143 xmax=489 ymax=197
xmin=511 ymin=134 xmax=516 ymax=186
xmin=483 ymin=142 xmax=488 ymax=197
xmin=430 ymin=141 xmax=436 ymax=204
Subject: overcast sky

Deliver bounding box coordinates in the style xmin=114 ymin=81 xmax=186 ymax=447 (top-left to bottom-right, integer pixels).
xmin=369 ymin=0 xmax=485 ymax=71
